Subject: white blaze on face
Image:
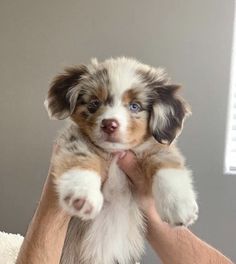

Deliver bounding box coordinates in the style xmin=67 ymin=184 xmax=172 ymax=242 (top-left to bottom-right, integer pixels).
xmin=107 ymin=59 xmax=139 ymax=96
xmin=93 ymin=58 xmax=143 ymax=148
xmin=101 ymin=58 xmax=141 ymax=137
xmin=99 ymin=99 xmax=129 ymax=136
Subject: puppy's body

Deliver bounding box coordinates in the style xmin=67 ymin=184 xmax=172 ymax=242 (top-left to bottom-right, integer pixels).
xmin=45 ymin=57 xmax=198 ymax=264
xmin=59 ymin=132 xmax=144 ymax=264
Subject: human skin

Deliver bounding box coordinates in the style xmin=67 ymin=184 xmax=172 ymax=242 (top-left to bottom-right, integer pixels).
xmin=117 ymin=151 xmax=233 ymax=264
xmin=16 ymin=148 xmax=233 ymax=264
xmin=16 ymin=146 xmax=71 ymax=264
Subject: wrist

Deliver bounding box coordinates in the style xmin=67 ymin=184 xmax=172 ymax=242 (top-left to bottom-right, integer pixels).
xmin=137 ymin=195 xmax=158 ymax=216
xmin=36 ymin=196 xmax=70 ymax=224
xmin=144 ymin=204 xmax=166 ymax=244
xmin=139 ymin=197 xmax=164 ymax=234
xmin=137 ymin=196 xmax=164 ymax=232
xmin=144 ymin=203 xmax=162 ymax=223
xmin=37 ymin=173 xmax=71 ymax=223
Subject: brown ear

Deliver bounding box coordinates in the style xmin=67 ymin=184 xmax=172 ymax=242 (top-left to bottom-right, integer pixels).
xmin=44 ymin=65 xmax=89 ymax=120
xmin=149 ymin=84 xmax=191 ymax=144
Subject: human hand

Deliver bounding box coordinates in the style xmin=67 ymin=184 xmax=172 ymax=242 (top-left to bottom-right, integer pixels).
xmin=117 ymin=151 xmax=157 ymax=214
xmin=16 ymin=144 xmax=70 ymax=264
xmin=39 ymin=144 xmax=69 ymax=215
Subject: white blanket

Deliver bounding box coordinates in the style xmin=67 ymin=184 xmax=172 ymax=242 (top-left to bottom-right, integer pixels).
xmin=0 ymin=232 xmax=141 ymax=264
xmin=0 ymin=231 xmax=24 ymax=264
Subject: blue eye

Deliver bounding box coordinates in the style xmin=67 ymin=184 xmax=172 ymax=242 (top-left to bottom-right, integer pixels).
xmin=129 ymin=102 xmax=141 ymax=113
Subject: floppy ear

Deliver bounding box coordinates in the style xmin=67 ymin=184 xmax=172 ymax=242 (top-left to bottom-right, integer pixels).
xmin=44 ymin=65 xmax=89 ymax=120
xmin=149 ymin=84 xmax=191 ymax=144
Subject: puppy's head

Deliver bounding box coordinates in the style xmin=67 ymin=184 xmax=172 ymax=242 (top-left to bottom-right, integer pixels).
xmin=45 ymin=57 xmax=190 ymax=152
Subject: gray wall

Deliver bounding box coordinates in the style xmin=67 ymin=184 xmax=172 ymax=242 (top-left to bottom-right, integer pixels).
xmin=0 ymin=0 xmax=235 ymax=263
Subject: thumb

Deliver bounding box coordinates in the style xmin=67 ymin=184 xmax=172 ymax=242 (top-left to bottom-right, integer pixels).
xmin=117 ymin=151 xmax=140 ymax=180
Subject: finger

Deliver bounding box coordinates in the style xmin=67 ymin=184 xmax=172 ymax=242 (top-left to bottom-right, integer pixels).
xmin=117 ymin=151 xmax=140 ymax=180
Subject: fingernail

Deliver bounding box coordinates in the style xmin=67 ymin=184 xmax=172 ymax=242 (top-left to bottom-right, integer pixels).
xmin=118 ymin=151 xmax=127 ymax=159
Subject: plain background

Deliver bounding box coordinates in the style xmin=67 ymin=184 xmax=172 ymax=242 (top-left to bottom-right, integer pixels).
xmin=0 ymin=0 xmax=235 ymax=263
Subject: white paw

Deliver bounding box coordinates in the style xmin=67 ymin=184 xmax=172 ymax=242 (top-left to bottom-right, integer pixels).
xmin=154 ymin=168 xmax=199 ymax=226
xmin=56 ymin=169 xmax=104 ymax=220
xmin=161 ymin=195 xmax=199 ymax=226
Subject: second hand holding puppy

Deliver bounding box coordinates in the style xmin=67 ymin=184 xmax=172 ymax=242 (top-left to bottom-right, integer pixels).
xmin=117 ymin=151 xmax=157 ymax=215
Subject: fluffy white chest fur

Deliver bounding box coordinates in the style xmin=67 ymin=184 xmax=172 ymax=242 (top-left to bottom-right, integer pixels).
xmin=59 ymin=153 xmax=198 ymax=264
xmin=74 ymin=159 xmax=144 ymax=264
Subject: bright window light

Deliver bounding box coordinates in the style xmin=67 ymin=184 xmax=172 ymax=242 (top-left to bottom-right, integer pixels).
xmin=225 ymin=4 xmax=236 ymax=175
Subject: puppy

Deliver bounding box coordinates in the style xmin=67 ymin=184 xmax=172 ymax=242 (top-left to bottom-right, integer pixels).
xmin=45 ymin=57 xmax=198 ymax=264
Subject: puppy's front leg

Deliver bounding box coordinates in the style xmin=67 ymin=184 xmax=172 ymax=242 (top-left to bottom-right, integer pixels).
xmin=52 ymin=151 xmax=105 ymax=220
xmin=153 ymin=168 xmax=198 ymax=226
xmin=57 ymin=169 xmax=103 ymax=220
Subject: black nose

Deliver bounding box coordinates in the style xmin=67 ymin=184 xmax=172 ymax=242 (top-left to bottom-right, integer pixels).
xmin=101 ymin=119 xmax=119 ymax=134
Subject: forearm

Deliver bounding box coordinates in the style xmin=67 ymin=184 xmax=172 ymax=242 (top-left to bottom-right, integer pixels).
xmin=146 ymin=207 xmax=233 ymax=264
xmin=16 ymin=175 xmax=70 ymax=264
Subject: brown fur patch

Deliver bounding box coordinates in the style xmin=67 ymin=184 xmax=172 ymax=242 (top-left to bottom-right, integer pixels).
xmin=121 ymin=89 xmax=150 ymax=147
xmin=52 ymin=150 xmax=108 ymax=183
xmin=71 ymin=85 xmax=111 ymax=138
xmin=139 ymin=154 xmax=182 ymax=195
xmin=133 ymin=142 xmax=185 ymax=194
xmin=129 ymin=145 xmax=184 ymax=193
xmin=126 ymin=115 xmax=148 ymax=147
xmin=71 ymin=104 xmax=106 ymax=141
xmin=122 ymin=89 xmax=139 ymax=105
xmin=96 ymin=87 xmax=109 ymax=102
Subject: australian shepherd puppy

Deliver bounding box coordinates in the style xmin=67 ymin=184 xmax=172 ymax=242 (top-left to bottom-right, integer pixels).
xmin=45 ymin=57 xmax=198 ymax=264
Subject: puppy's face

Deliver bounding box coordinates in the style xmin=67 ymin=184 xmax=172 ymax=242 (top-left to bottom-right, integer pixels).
xmin=45 ymin=58 xmax=190 ymax=152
